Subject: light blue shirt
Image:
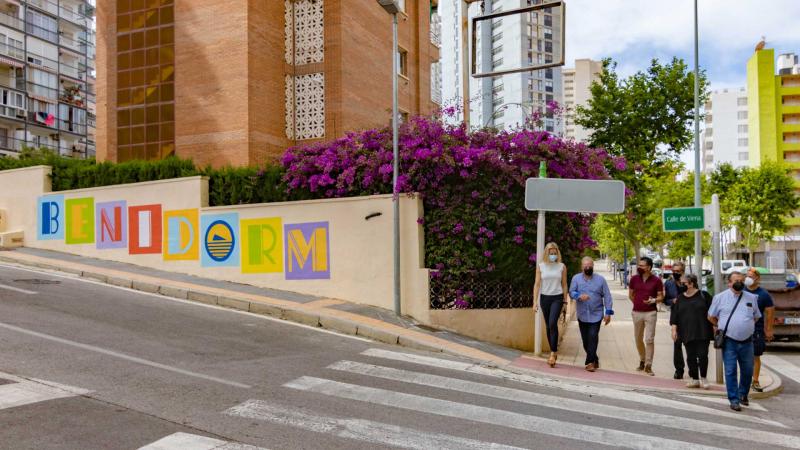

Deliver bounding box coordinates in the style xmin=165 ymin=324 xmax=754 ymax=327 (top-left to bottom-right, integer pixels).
xmin=569 ymin=273 xmax=613 ymax=323
xmin=709 ymin=289 xmax=762 ymax=342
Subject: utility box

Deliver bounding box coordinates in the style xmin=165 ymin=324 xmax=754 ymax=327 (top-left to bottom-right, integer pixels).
xmin=0 ymin=230 xmax=23 ymax=248
xmin=0 ymin=209 xmax=7 ymax=232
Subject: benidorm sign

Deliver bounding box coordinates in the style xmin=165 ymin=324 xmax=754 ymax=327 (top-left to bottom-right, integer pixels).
xmin=36 ymin=195 xmax=331 ymax=280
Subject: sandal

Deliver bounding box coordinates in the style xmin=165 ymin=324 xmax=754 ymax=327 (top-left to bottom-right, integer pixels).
xmin=548 ymin=352 xmax=556 ymax=368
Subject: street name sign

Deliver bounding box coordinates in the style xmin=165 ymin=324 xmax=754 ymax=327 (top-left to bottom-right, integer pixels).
xmin=663 ymin=207 xmax=705 ymax=232
xmin=524 ymin=178 xmax=626 ymax=213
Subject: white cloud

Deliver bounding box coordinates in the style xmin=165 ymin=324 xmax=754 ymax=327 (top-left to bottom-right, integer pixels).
xmin=564 ymin=0 xmax=800 ymax=84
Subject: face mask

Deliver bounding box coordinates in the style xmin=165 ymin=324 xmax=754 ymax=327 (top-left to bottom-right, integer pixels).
xmin=678 ymin=285 xmax=689 ymax=294
xmin=673 ymin=273 xmax=682 ymax=280
xmin=548 ymin=254 xmax=558 ymax=263
xmin=732 ymin=281 xmax=744 ymax=292
xmin=583 ymin=267 xmax=593 ymax=276
xmin=744 ymin=277 xmax=755 ymax=288
xmin=636 ymin=268 xmax=645 ymax=276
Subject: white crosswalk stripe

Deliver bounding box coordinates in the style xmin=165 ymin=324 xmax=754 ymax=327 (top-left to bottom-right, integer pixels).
xmin=138 ymin=432 xmax=267 ymax=450
xmin=360 ymin=348 xmax=785 ymax=428
xmin=0 ymin=371 xmax=89 ymax=410
xmin=283 ymin=376 xmax=723 ymax=450
xmin=679 ymin=394 xmax=768 ymax=412
xmin=762 ymin=355 xmax=800 ymax=385
xmin=225 ymin=400 xmax=525 ymax=450
xmin=327 ymin=360 xmax=799 ymax=449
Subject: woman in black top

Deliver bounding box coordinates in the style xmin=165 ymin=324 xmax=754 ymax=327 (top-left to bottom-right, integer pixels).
xmin=670 ymin=273 xmax=714 ymax=389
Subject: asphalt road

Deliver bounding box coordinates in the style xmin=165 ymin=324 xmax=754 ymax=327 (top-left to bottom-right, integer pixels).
xmin=1 ymin=262 xmax=799 ymax=450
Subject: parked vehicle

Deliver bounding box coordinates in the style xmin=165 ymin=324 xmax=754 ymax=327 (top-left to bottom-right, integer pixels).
xmin=721 ymin=259 xmax=747 ymax=274
xmin=760 ymin=274 xmax=800 ymax=342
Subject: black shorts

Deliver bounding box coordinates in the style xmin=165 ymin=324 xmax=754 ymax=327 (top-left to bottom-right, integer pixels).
xmin=753 ymin=332 xmax=766 ymax=357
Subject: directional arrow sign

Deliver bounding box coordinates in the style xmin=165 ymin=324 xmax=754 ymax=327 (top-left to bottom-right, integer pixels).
xmin=524 ymin=178 xmax=625 ymax=213
xmin=663 ymin=207 xmax=705 ymax=232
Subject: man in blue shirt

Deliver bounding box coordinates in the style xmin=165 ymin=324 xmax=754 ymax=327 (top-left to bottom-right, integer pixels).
xmin=569 ymin=256 xmax=614 ymax=373
xmin=708 ymin=271 xmax=762 ymax=411
xmin=745 ymin=268 xmax=775 ymax=392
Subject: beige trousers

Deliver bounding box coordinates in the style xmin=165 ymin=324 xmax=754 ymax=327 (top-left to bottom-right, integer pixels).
xmin=632 ymin=310 xmax=658 ymax=365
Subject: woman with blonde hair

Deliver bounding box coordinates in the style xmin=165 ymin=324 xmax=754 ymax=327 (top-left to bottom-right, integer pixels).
xmin=533 ymin=242 xmax=569 ymax=367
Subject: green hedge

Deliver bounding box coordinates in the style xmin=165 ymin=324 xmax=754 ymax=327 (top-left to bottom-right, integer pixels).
xmin=0 ymin=149 xmax=292 ymax=206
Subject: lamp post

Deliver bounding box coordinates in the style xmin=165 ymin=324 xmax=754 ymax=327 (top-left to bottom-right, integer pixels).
xmin=693 ymin=0 xmax=702 ymax=275
xmin=376 ymin=0 xmax=402 ymax=316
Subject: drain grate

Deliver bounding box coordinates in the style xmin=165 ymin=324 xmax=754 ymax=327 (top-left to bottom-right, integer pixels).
xmin=13 ymin=279 xmax=61 ymax=285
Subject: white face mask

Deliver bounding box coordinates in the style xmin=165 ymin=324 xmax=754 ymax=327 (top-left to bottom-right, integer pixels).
xmin=744 ymin=277 xmax=755 ymax=288
xmin=548 ymin=254 xmax=558 ymax=263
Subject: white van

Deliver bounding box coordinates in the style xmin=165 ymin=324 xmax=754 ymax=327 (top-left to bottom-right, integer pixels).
xmin=721 ymin=259 xmax=748 ymax=274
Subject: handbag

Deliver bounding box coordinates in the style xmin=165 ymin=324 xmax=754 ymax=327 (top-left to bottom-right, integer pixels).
xmin=713 ymin=292 xmax=744 ymax=349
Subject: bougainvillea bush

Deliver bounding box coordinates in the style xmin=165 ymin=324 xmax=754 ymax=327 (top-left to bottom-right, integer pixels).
xmin=282 ymin=115 xmax=623 ymax=308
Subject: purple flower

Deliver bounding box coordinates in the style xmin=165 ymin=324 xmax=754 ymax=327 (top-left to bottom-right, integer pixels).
xmin=513 ymin=235 xmax=524 ymax=244
xmin=483 ymin=250 xmax=492 ymax=258
xmin=515 ymin=225 xmax=525 ymax=234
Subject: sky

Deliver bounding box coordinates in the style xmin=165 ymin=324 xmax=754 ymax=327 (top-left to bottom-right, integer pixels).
xmin=564 ymin=0 xmax=800 ymax=91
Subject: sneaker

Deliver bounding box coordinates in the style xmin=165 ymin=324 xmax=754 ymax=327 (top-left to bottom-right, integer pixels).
xmin=673 ymin=371 xmax=684 ymax=380
xmin=585 ymin=363 xmax=596 ymax=372
xmin=644 ymin=364 xmax=655 ymax=376
xmin=700 ymin=378 xmax=710 ymax=389
xmin=730 ymin=403 xmax=742 ymax=412
xmin=686 ymin=379 xmax=700 ymax=388
xmin=636 ymin=361 xmax=645 ymax=371
xmin=740 ymin=397 xmax=749 ymax=407
xmin=752 ymin=381 xmax=764 ymax=392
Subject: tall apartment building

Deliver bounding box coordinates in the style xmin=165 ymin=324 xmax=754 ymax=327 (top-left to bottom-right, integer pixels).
xmin=97 ymin=0 xmax=439 ymax=167
xmin=440 ymin=0 xmax=562 ymax=132
xmin=0 ymin=0 xmax=95 ymax=158
xmin=561 ymin=58 xmax=601 ymax=142
xmin=700 ymin=87 xmax=750 ymax=173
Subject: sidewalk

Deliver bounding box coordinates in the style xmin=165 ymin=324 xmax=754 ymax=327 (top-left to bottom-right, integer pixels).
xmin=0 ymin=249 xmax=782 ymax=398
xmin=544 ymin=264 xmax=781 ymax=397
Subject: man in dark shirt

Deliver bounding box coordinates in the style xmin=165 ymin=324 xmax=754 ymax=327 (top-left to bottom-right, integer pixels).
xmin=664 ymin=261 xmax=687 ymax=379
xmin=628 ymin=256 xmax=664 ymax=376
xmin=745 ymin=268 xmax=775 ymax=392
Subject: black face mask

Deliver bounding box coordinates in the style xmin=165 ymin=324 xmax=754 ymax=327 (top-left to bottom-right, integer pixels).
xmin=677 ymin=285 xmax=688 ymax=294
xmin=673 ymin=272 xmax=683 ymax=280
xmin=583 ymin=268 xmax=593 ymax=276
xmin=732 ymin=281 xmax=744 ymax=292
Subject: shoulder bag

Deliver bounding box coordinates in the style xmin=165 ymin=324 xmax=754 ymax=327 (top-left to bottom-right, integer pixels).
xmin=713 ymin=292 xmax=744 ymax=349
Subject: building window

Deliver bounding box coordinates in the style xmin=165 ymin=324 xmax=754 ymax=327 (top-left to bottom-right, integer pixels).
xmin=545 ymin=68 xmax=553 ymax=79
xmin=545 ymin=80 xmax=553 ymax=92
xmin=705 ymin=128 xmax=713 ymax=137
xmin=398 ymin=48 xmax=408 ymax=77
xmin=737 ymin=111 xmax=748 ymax=120
xmin=705 ymin=141 xmax=713 ymax=150
xmin=26 ymin=10 xmax=58 ymax=43
xmin=544 ymin=41 xmax=552 ymax=53
xmin=739 ymin=152 xmax=749 ymax=160
xmin=492 ymin=58 xmax=503 ymax=69
xmin=737 ymin=97 xmax=747 ymax=106
xmin=492 ymin=45 xmax=503 ymax=56
xmin=738 ymin=124 xmax=748 ymax=133
xmin=738 ymin=138 xmax=748 ymax=147
xmin=544 ymin=15 xmax=552 ymax=26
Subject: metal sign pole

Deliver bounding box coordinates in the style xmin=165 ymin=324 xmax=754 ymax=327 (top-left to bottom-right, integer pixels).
xmin=534 ymin=161 xmax=546 ymax=356
xmin=710 ymin=194 xmax=724 ymax=384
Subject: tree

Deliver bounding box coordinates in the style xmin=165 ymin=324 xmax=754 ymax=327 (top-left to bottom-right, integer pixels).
xmin=724 ymin=162 xmax=799 ymax=261
xmin=578 ymin=58 xmax=708 ymax=258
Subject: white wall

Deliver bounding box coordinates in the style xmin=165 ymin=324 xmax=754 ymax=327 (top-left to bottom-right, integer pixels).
xmin=702 ymin=88 xmax=749 ymax=171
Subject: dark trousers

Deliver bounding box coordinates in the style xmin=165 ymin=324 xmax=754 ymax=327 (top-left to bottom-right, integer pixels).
xmin=540 ymin=294 xmax=564 ymax=352
xmin=578 ymin=320 xmax=601 ymax=366
xmin=684 ymin=340 xmax=709 ymax=379
xmin=674 ymin=338 xmax=685 ymax=374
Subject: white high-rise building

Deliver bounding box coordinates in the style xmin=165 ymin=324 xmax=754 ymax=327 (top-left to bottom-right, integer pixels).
xmin=561 ymin=58 xmax=602 ymax=142
xmin=440 ymin=0 xmax=562 ymax=132
xmin=701 ymin=88 xmax=750 ymax=172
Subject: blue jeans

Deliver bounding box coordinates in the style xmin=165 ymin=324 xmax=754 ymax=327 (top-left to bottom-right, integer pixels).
xmin=722 ymin=337 xmax=754 ymax=404
xmin=578 ymin=320 xmax=601 ymax=366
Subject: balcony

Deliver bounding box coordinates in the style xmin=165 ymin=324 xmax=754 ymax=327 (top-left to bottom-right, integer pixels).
xmin=0 ymin=10 xmax=24 ymax=30
xmin=0 ymin=42 xmax=24 ymax=62
xmin=430 ymin=13 xmax=441 ymax=48
xmin=59 ymin=33 xmax=83 ymax=53
xmin=28 ymin=110 xmax=56 ymax=128
xmin=26 ymin=0 xmax=59 ymax=16
xmin=58 ymin=118 xmax=86 ymax=135
xmin=0 ymin=103 xmax=25 ymax=121
xmin=26 ymin=22 xmax=59 ymax=44
xmin=0 ymin=136 xmax=32 ymax=153
xmin=59 ymin=85 xmax=87 ymax=108
xmin=27 ymin=81 xmax=59 ymax=102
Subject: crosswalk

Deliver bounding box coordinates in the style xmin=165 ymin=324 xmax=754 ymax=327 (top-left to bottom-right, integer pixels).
xmin=224 ymin=348 xmax=800 ymax=450
xmin=0 ymin=371 xmax=89 ymax=410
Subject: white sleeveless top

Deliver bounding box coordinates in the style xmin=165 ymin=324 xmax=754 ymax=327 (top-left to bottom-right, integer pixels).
xmin=539 ymin=262 xmax=565 ymax=296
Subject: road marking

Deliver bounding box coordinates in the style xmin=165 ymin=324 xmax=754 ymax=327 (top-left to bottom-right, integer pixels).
xmin=0 ymin=373 xmax=89 ymax=410
xmin=330 ymin=360 xmax=797 ymax=448
xmin=360 ymin=348 xmax=785 ymax=428
xmin=225 ymin=399 xmax=525 ymax=450
xmin=0 ymin=321 xmax=251 ymax=389
xmin=0 ymin=283 xmax=37 ymax=295
xmin=284 ymin=376 xmax=723 ymax=450
xmin=138 ymin=432 xmax=267 ymax=450
xmin=679 ymin=394 xmax=768 ymax=412
xmin=762 ymin=355 xmax=800 ymax=385
xmin=0 ymin=262 xmax=373 ymax=344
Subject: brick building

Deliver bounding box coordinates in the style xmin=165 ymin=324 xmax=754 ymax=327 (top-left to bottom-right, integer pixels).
xmin=97 ymin=0 xmax=440 ymax=167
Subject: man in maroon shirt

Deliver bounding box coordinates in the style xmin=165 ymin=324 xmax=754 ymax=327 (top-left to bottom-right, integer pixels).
xmin=628 ymin=256 xmax=664 ymax=376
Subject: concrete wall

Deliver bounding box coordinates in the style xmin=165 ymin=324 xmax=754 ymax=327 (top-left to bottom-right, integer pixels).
xmin=0 ymin=166 xmax=429 ymax=321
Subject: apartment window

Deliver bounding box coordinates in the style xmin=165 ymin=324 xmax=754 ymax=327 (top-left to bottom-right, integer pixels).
xmin=705 ymin=128 xmax=713 ymax=137
xmin=544 ymin=41 xmax=553 ymax=53
xmin=545 ymin=68 xmax=553 ymax=79
xmin=494 ymin=109 xmax=504 ymax=119
xmin=544 ymin=27 xmax=552 ymax=40
xmin=492 ymin=58 xmax=503 ymax=69
xmin=398 ymin=49 xmax=408 ymax=77
xmin=545 ymin=80 xmax=553 ymax=92
xmin=544 ymin=15 xmax=552 ymax=26
xmin=737 ymin=97 xmax=747 ymax=106
xmin=705 ymin=141 xmax=713 ymax=150
xmin=738 ymin=138 xmax=748 ymax=147
xmin=0 ymin=89 xmax=24 ymax=109
xmin=26 ymin=11 xmax=58 ymax=43
xmin=544 ymin=54 xmax=553 ymax=64
xmin=492 ymin=84 xmax=504 ymax=94
xmin=537 ymin=40 xmax=542 ymax=51
xmin=492 ymin=32 xmax=503 ymax=42
xmin=492 ymin=45 xmax=503 ymax=56
xmin=738 ymin=124 xmax=748 ymax=133
xmin=28 ymin=68 xmax=57 ymax=100
xmin=737 ymin=111 xmax=748 ymax=120
xmin=739 ymin=152 xmax=749 ymax=160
